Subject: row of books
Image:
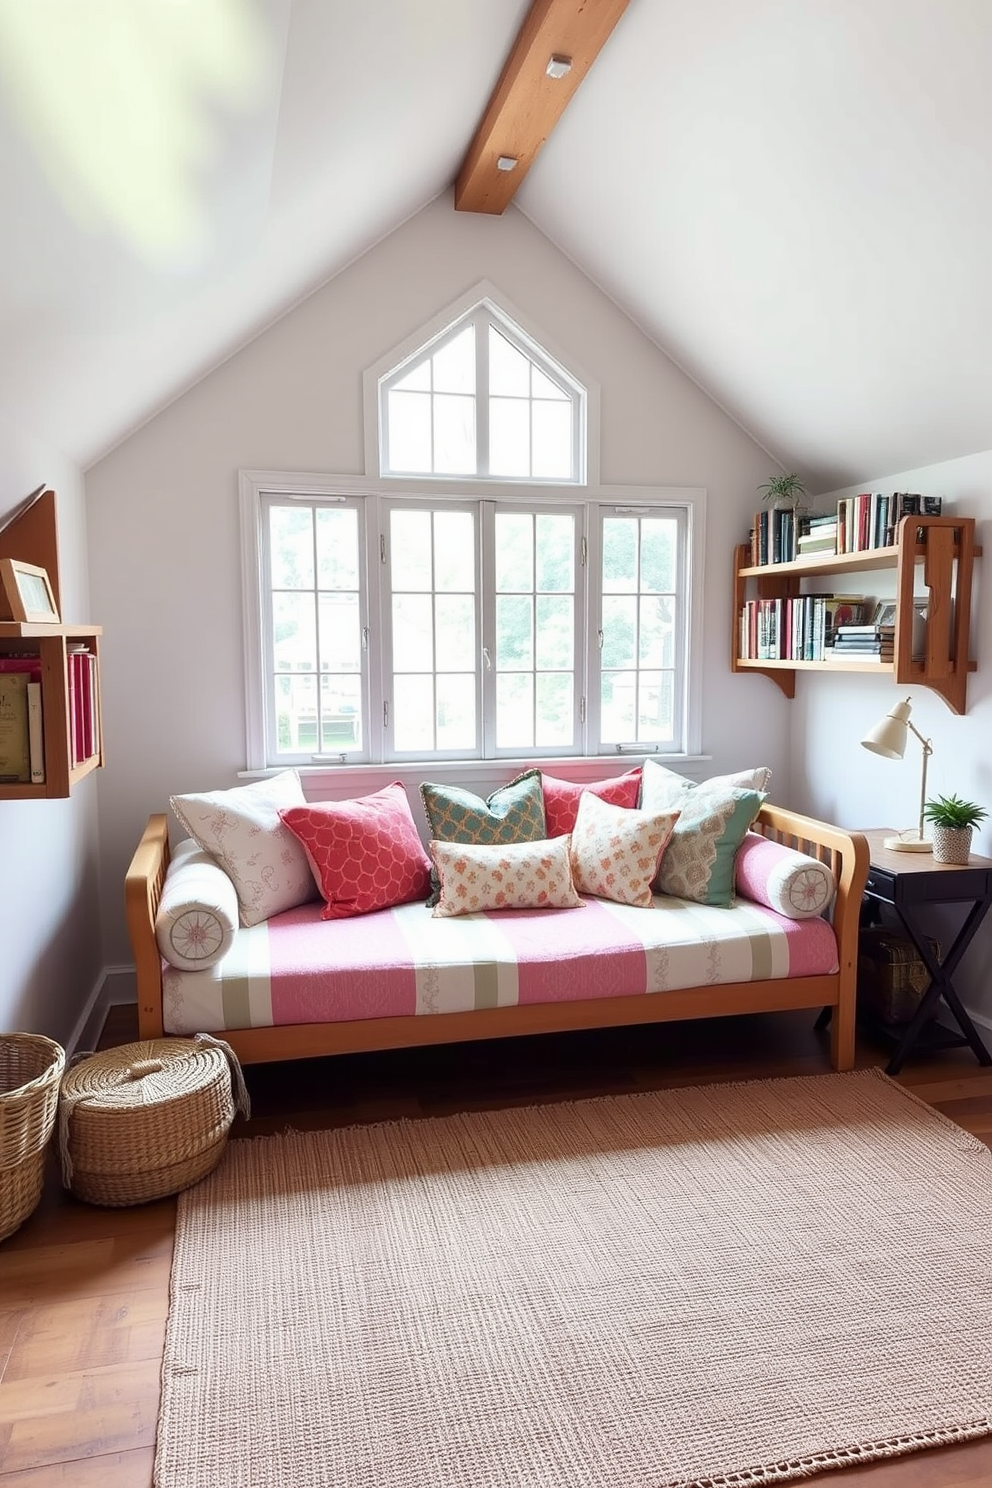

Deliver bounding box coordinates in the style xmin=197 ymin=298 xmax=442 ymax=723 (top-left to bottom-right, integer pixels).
xmin=738 ymin=595 xmax=874 ymax=663
xmin=0 ymin=646 xmax=100 ymax=784
xmin=748 ymin=492 xmax=945 ymax=566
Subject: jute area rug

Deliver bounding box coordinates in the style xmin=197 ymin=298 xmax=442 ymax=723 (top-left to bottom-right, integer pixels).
xmin=155 ymin=1068 xmax=992 ymax=1488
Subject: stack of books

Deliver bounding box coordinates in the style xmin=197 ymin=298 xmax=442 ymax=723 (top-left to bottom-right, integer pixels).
xmin=830 ymin=623 xmax=895 ymax=661
xmin=796 ymin=514 xmax=839 ymax=555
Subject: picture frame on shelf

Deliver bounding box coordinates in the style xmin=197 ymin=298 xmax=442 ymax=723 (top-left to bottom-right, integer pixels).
xmin=0 ymin=557 xmax=61 ymax=623
xmin=870 ymin=601 xmax=898 ymax=628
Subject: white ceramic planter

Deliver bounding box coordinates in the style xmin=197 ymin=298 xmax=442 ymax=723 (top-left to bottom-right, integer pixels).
xmin=931 ymin=824 xmax=973 ymax=865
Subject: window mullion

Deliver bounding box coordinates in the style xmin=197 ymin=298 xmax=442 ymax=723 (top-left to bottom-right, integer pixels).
xmin=475 ymin=307 xmax=490 ymax=478
xmin=364 ymin=495 xmax=386 ymax=764
xmin=479 ymin=501 xmax=496 ymax=756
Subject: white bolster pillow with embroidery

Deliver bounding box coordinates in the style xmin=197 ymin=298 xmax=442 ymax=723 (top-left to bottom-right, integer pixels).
xmin=155 ymin=839 xmax=239 ymax=970
xmin=734 ymin=833 xmax=836 ymax=920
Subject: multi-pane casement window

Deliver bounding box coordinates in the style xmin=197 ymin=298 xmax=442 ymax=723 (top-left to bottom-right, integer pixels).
xmin=243 ymin=479 xmax=697 ymax=770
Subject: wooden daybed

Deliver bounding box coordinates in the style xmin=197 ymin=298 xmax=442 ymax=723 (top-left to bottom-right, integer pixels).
xmin=125 ymin=804 xmax=869 ymax=1072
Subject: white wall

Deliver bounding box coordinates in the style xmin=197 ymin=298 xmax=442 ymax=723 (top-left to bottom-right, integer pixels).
xmin=86 ymin=194 xmax=793 ymax=964
xmin=794 ymin=452 xmax=992 ymax=1023
xmin=0 ymin=408 xmax=104 ymax=1046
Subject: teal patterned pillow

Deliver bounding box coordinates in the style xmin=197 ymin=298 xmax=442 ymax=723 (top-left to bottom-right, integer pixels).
xmin=639 ymin=758 xmax=765 ymax=907
xmin=420 ymin=770 xmax=547 ymax=906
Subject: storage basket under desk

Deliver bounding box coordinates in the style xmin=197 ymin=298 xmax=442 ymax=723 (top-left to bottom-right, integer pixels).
xmin=858 ymin=925 xmax=940 ymax=1025
xmin=58 ymin=1036 xmax=249 ymax=1207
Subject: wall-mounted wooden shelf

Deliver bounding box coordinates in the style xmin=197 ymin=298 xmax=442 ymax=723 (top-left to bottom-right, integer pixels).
xmin=0 ymin=490 xmax=104 ymax=799
xmin=732 ymin=515 xmax=979 ymax=714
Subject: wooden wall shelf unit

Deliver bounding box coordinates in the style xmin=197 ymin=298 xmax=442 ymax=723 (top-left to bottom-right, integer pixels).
xmin=0 ymin=488 xmax=104 ymax=799
xmin=732 ymin=514 xmax=979 ymax=715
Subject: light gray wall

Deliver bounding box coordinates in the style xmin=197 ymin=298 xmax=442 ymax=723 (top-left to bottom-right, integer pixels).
xmin=86 ymin=195 xmax=791 ymax=964
xmin=0 ymin=408 xmax=104 ymax=1046
xmin=793 ymin=452 xmax=992 ymax=1024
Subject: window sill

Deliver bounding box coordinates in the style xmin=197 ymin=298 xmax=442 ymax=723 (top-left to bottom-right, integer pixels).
xmin=239 ymin=754 xmax=714 ymax=799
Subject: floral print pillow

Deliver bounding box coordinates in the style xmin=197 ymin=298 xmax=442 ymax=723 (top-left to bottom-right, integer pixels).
xmin=568 ymin=791 xmax=681 ymax=907
xmin=431 ymin=836 xmax=582 ymax=918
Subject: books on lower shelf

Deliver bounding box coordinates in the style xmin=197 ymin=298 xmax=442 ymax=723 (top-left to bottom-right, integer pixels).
xmin=0 ymin=663 xmax=43 ymax=783
xmin=67 ymin=644 xmax=99 ymax=767
xmin=829 ymin=624 xmax=896 ymax=661
xmin=738 ymin=594 xmax=873 ymax=663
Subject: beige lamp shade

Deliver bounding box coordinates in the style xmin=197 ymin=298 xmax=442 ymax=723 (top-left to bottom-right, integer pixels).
xmin=861 ymin=699 xmax=913 ymax=761
xmin=860 ymin=697 xmax=933 ymax=852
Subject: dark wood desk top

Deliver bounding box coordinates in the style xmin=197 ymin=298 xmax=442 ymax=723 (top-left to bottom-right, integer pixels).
xmin=862 ymin=828 xmax=992 ymax=876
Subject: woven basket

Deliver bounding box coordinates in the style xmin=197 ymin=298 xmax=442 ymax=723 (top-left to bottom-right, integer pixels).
xmin=0 ymin=1033 xmax=66 ymax=1242
xmin=58 ymin=1035 xmax=250 ymax=1207
xmin=858 ymin=927 xmax=939 ymax=1024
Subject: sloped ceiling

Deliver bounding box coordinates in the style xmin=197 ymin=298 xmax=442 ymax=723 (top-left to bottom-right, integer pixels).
xmin=1 ymin=0 xmax=991 ymax=490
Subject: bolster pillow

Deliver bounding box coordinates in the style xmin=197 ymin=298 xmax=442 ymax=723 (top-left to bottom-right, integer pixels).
xmin=155 ymin=839 xmax=239 ymax=971
xmin=734 ymin=833 xmax=836 ymax=920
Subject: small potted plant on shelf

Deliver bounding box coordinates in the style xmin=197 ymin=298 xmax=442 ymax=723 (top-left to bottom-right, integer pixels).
xmin=758 ymin=472 xmax=808 ymax=513
xmin=922 ymin=794 xmax=988 ymax=864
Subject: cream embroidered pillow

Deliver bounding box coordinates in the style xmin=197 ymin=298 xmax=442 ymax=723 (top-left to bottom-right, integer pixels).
xmin=568 ymin=791 xmax=681 ymax=907
xmin=640 ymin=760 xmax=765 ymax=908
xmin=170 ymin=770 xmax=317 ymax=927
xmin=431 ymin=837 xmax=582 ymax=918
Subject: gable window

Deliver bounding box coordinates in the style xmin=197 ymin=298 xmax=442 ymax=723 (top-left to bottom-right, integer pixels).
xmin=379 ymin=302 xmax=584 ymax=483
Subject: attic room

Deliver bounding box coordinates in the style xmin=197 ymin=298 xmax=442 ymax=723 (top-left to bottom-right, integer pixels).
xmin=1 ymin=2 xmax=991 ymax=1486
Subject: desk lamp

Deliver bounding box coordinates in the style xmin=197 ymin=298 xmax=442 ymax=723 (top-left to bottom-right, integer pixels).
xmin=861 ymin=697 xmax=933 ymax=852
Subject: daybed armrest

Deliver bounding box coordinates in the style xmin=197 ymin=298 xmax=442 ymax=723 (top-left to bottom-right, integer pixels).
xmin=751 ymin=804 xmax=869 ymax=1068
xmin=125 ymin=813 xmax=172 ymax=1040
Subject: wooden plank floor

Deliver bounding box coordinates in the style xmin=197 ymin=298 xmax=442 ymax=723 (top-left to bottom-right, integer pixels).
xmin=2 ymin=1005 xmax=991 ymax=1487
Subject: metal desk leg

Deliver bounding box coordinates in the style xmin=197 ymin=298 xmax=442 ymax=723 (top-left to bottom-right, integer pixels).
xmin=885 ymin=894 xmax=992 ymax=1076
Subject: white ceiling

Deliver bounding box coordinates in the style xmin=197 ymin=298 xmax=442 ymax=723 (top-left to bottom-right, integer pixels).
xmin=2 ymin=0 xmax=991 ymax=490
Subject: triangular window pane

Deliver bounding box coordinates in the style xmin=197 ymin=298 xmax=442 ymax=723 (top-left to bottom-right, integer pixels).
xmin=393 ymin=361 xmax=431 ymax=392
xmin=433 ymin=325 xmax=475 ymax=394
xmin=489 ymin=327 xmax=530 ymax=396
xmin=532 ymin=365 xmax=567 ymax=400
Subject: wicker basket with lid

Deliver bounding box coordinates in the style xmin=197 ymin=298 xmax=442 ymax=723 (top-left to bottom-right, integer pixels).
xmin=58 ymin=1035 xmax=249 ymax=1206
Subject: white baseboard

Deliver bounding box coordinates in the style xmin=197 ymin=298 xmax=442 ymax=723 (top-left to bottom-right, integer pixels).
xmin=67 ymin=966 xmax=137 ymax=1058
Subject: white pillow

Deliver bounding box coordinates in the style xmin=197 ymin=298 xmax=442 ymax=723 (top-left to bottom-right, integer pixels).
xmin=641 ymin=762 xmax=773 ymax=795
xmin=170 ymin=770 xmax=317 ymax=927
xmin=155 ymin=839 xmax=239 ymax=970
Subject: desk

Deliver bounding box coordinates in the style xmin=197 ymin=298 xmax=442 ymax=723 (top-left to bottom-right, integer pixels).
xmin=861 ymin=829 xmax=992 ymax=1075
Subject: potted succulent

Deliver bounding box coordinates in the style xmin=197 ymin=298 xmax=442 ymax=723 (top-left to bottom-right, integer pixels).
xmin=922 ymin=794 xmax=988 ymax=864
xmin=758 ymin=472 xmax=808 ymax=513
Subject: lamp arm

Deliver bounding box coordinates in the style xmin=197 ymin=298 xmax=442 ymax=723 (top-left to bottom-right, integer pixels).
xmin=907 ymin=722 xmax=934 ymax=842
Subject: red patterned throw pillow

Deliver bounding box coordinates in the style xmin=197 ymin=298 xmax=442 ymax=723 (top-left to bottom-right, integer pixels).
xmin=279 ymin=783 xmax=432 ymax=920
xmin=541 ymin=767 xmax=642 ymax=838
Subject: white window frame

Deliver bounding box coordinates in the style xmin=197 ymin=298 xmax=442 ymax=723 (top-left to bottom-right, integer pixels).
xmin=240 ymin=472 xmax=705 ymax=779
xmin=364 ymin=280 xmax=599 ymax=487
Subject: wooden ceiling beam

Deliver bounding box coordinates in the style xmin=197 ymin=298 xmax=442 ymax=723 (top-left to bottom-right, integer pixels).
xmin=455 ymin=0 xmax=630 ymax=215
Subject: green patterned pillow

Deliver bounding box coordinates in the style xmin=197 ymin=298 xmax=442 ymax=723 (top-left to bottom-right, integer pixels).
xmin=639 ymin=758 xmax=765 ymax=907
xmin=420 ymin=770 xmax=547 ymax=906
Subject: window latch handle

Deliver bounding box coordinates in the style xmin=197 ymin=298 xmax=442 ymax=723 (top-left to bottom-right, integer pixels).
xmin=482 ymin=647 xmax=493 ymax=671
